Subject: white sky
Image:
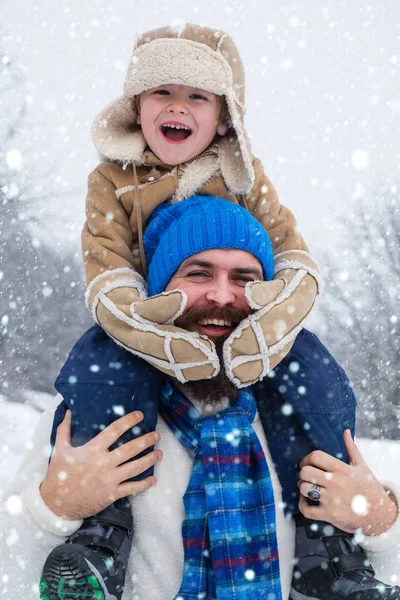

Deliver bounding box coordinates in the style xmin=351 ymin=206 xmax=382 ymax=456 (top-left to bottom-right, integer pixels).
xmin=2 ymin=0 xmax=400 ymax=255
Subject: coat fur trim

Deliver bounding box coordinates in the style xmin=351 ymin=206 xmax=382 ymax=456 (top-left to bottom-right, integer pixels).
xmin=173 ymin=152 xmax=221 ymax=201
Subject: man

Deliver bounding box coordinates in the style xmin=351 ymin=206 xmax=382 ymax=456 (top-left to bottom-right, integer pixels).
xmin=1 ymin=198 xmax=399 ymax=600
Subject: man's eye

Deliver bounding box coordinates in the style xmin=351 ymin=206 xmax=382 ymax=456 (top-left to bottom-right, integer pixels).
xmin=187 ymin=271 xmax=208 ymax=278
xmin=234 ymin=276 xmax=253 ymax=283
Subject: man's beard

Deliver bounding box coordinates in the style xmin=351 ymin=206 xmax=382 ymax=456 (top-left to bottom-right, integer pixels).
xmin=175 ymin=304 xmax=249 ymax=405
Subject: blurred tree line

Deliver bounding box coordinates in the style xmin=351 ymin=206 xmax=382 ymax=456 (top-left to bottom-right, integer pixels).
xmin=312 ymin=186 xmax=400 ymax=440
xmin=0 ymin=47 xmax=90 ymax=398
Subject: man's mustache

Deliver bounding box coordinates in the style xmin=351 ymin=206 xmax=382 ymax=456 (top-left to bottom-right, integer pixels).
xmin=175 ymin=304 xmax=249 ymax=331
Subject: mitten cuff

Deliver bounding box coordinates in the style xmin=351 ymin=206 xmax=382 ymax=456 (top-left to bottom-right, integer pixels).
xmin=86 ymin=267 xmax=147 ymax=313
xmin=274 ymin=250 xmax=324 ymax=293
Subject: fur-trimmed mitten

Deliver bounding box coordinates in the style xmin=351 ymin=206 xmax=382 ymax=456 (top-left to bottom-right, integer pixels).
xmin=223 ymin=251 xmax=322 ymax=387
xmin=86 ymin=268 xmax=220 ymax=383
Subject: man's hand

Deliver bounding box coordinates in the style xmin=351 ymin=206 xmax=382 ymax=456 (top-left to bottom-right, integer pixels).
xmin=40 ymin=410 xmax=162 ymax=521
xmin=298 ymin=429 xmax=398 ymax=536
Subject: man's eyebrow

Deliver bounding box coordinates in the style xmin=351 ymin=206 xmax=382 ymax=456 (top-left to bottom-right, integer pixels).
xmin=180 ymin=259 xmax=214 ymax=270
xmin=233 ymin=267 xmax=263 ymax=277
xmin=180 ymin=259 xmax=263 ymax=278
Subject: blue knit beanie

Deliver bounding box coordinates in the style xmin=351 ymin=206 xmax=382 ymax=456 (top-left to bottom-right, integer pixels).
xmin=144 ymin=196 xmax=274 ymax=296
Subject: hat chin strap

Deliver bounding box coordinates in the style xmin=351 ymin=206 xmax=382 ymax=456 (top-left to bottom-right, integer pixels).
xmin=132 ymin=163 xmax=148 ymax=276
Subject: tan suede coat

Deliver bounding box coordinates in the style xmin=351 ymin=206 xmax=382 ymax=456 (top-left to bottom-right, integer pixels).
xmin=83 ymin=148 xmax=315 ymax=308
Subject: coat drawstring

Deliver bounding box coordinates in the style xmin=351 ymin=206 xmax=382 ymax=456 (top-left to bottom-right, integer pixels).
xmin=133 ymin=163 xmax=148 ymax=276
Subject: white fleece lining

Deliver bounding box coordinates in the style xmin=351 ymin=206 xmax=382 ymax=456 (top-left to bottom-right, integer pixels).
xmin=97 ymin=292 xmax=220 ymax=383
xmin=126 ymin=38 xmax=234 ymax=98
xmin=173 ymin=153 xmax=221 ymax=202
xmin=359 ymin=479 xmax=400 ymax=553
xmin=21 ymin=473 xmax=83 ymax=537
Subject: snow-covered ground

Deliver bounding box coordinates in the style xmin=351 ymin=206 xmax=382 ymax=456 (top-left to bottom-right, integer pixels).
xmin=0 ymin=392 xmax=53 ymax=497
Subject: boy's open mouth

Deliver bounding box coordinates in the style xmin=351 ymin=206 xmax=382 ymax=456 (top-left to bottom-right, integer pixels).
xmin=160 ymin=123 xmax=193 ymax=143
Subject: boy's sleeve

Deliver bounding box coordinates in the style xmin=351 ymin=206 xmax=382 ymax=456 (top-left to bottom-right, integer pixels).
xmin=81 ymin=166 xmax=219 ymax=384
xmin=246 ymin=157 xmax=322 ymax=282
xmin=82 ymin=166 xmax=146 ymax=310
xmin=224 ymin=157 xmax=323 ymax=387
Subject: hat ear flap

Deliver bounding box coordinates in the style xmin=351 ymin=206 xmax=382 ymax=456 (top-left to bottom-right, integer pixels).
xmin=91 ymin=95 xmax=147 ymax=163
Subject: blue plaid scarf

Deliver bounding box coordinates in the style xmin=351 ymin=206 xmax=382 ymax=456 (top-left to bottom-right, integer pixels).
xmin=159 ymin=381 xmax=282 ymax=600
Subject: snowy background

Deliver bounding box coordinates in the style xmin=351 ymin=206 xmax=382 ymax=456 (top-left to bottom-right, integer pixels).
xmin=1 ymin=0 xmax=400 ymax=488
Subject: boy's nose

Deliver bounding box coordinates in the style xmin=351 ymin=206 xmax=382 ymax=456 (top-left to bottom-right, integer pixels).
xmin=167 ymin=102 xmax=188 ymax=115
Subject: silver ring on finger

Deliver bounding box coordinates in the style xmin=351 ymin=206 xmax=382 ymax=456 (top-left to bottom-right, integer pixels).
xmin=307 ymin=483 xmax=321 ymax=502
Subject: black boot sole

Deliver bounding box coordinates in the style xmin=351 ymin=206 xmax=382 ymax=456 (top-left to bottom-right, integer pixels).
xmin=40 ymin=544 xmax=119 ymax=600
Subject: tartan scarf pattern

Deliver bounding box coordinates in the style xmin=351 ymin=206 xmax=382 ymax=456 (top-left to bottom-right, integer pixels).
xmin=159 ymin=381 xmax=282 ymax=600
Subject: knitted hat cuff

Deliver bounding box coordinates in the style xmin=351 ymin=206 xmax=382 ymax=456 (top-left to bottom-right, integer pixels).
xmin=144 ymin=197 xmax=274 ymax=296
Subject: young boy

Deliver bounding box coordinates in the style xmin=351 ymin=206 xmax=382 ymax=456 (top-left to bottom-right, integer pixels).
xmin=38 ymin=23 xmax=399 ymax=600
xmin=82 ymin=23 xmax=321 ymax=388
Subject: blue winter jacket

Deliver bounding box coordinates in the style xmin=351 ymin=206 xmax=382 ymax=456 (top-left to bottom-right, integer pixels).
xmin=51 ymin=325 xmax=356 ymax=514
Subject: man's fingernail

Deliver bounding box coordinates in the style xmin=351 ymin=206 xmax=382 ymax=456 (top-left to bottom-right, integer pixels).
xmin=134 ymin=411 xmax=143 ymax=420
xmin=152 ymin=476 xmax=157 ymax=485
xmin=154 ymin=431 xmax=160 ymax=442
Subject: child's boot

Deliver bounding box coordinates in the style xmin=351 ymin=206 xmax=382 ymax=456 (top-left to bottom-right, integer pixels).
xmin=39 ymin=498 xmax=132 ymax=600
xmin=290 ymin=513 xmax=400 ymax=599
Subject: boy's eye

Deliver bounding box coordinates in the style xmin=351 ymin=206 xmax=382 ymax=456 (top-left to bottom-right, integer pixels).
xmin=190 ymin=93 xmax=207 ymax=100
xmin=153 ymin=89 xmax=171 ymax=96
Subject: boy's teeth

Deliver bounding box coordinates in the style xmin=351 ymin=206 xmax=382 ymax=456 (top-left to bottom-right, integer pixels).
xmin=163 ymin=124 xmax=190 ymax=130
xmin=199 ymin=319 xmax=232 ymax=327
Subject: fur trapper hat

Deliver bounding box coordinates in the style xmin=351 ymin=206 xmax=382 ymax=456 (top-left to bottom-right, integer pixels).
xmin=91 ymin=23 xmax=254 ymax=193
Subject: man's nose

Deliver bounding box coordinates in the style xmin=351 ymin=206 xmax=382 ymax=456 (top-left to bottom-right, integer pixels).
xmin=205 ymin=282 xmax=235 ymax=306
